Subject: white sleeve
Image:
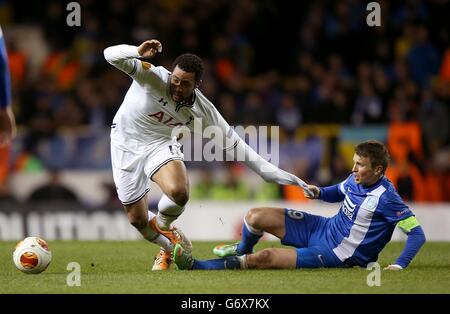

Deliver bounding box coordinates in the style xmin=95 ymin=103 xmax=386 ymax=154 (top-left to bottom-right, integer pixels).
xmin=203 ymin=100 xmax=310 ymax=188
xmin=104 ymin=44 xmax=140 ymax=73
xmin=227 ymin=130 xmax=310 ymax=187
xmin=104 ymin=44 xmax=155 ymax=84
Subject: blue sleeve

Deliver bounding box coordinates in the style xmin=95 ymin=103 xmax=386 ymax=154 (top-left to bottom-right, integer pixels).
xmin=381 ymin=189 xmax=413 ymax=223
xmin=395 ymin=226 xmax=426 ymax=268
xmin=0 ymin=35 xmax=12 ymax=109
xmin=319 ymin=184 xmax=345 ymax=203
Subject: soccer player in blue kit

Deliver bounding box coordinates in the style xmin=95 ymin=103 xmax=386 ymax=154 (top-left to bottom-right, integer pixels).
xmin=173 ymin=140 xmax=426 ymax=270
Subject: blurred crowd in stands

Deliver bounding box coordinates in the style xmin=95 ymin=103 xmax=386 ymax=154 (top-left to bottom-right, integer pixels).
xmin=0 ymin=0 xmax=449 ymax=205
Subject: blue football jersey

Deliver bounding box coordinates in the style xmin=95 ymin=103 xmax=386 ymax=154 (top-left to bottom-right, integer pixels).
xmin=0 ymin=26 xmax=12 ymax=109
xmin=319 ymin=174 xmax=414 ymax=267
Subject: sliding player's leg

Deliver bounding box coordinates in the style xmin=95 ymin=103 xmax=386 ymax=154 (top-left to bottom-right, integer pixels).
xmin=174 ymin=244 xmax=297 ymax=270
xmin=175 ymin=207 xmax=342 ymax=270
xmin=246 ymin=248 xmax=297 ymax=269
xmin=246 ymin=245 xmax=344 ymax=269
xmin=174 ymin=244 xmax=343 ymax=270
xmin=214 ymin=207 xmax=286 ymax=257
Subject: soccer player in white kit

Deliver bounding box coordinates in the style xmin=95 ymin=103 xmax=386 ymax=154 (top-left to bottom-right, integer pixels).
xmin=104 ymin=39 xmax=311 ymax=270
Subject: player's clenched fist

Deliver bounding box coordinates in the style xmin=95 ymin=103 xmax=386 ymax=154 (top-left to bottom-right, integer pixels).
xmin=137 ymin=40 xmax=162 ymax=59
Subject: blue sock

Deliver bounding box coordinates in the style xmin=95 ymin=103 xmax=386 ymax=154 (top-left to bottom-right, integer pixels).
xmin=193 ymin=257 xmax=242 ymax=270
xmin=237 ymin=222 xmax=263 ymax=255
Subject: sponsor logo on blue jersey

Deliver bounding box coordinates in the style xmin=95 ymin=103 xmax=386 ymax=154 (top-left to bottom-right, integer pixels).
xmin=342 ymin=195 xmax=356 ymax=220
xmin=396 ymin=208 xmax=411 ymax=217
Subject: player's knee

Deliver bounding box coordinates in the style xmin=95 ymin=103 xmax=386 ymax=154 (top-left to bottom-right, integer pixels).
xmin=167 ymin=186 xmax=189 ymax=206
xmin=251 ymin=249 xmax=275 ymax=268
xmin=127 ymin=214 xmax=147 ymax=230
xmin=259 ymin=249 xmax=275 ymax=263
xmin=123 ymin=204 xmax=148 ymax=229
xmin=245 ymin=208 xmax=265 ymax=228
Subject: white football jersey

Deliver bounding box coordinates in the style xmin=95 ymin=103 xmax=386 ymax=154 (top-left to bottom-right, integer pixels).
xmin=104 ymin=44 xmax=308 ymax=189
xmin=104 ymin=45 xmax=235 ymax=154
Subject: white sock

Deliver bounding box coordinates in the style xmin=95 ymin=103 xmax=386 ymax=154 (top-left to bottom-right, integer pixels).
xmin=156 ymin=194 xmax=185 ymax=230
xmin=139 ymin=210 xmax=173 ymax=251
xmin=153 ymin=235 xmax=173 ymax=252
xmin=237 ymin=255 xmax=248 ymax=269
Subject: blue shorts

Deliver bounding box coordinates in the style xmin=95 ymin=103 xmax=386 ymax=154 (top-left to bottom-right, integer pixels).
xmin=281 ymin=209 xmax=344 ymax=268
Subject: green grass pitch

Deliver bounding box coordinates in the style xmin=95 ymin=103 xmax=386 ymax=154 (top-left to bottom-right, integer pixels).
xmin=1 ymin=241 xmax=449 ymax=294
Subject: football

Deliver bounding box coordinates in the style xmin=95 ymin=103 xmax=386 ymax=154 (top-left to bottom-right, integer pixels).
xmin=13 ymin=237 xmax=52 ymax=274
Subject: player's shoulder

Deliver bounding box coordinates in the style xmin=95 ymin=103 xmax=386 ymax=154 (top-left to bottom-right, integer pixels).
xmin=194 ymin=88 xmax=208 ymax=102
xmin=378 ymin=176 xmax=405 ymax=203
xmin=136 ymin=63 xmax=169 ymax=78
xmin=150 ymin=65 xmax=170 ymax=78
xmin=135 ymin=65 xmax=170 ymax=90
xmin=336 ymin=173 xmax=354 ymax=195
xmin=193 ymin=88 xmax=215 ymax=110
xmin=342 ymin=173 xmax=355 ymax=187
xmin=380 ymin=176 xmax=397 ymax=194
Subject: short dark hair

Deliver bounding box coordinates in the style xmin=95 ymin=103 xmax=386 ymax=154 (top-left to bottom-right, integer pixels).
xmin=355 ymin=140 xmax=390 ymax=173
xmin=172 ymin=53 xmax=204 ymax=83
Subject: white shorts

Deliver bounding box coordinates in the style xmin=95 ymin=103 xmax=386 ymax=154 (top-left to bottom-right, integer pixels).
xmin=111 ymin=140 xmax=184 ymax=205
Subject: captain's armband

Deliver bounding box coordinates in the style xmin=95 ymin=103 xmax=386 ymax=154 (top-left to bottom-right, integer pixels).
xmin=397 ymin=216 xmax=421 ymax=233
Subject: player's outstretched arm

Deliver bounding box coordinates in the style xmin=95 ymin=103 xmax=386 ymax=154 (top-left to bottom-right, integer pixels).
xmin=311 ymin=182 xmax=346 ymax=203
xmin=203 ymin=102 xmax=312 ymax=193
xmin=384 ymin=216 xmax=426 ymax=270
xmin=224 ymin=132 xmax=313 ymax=195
